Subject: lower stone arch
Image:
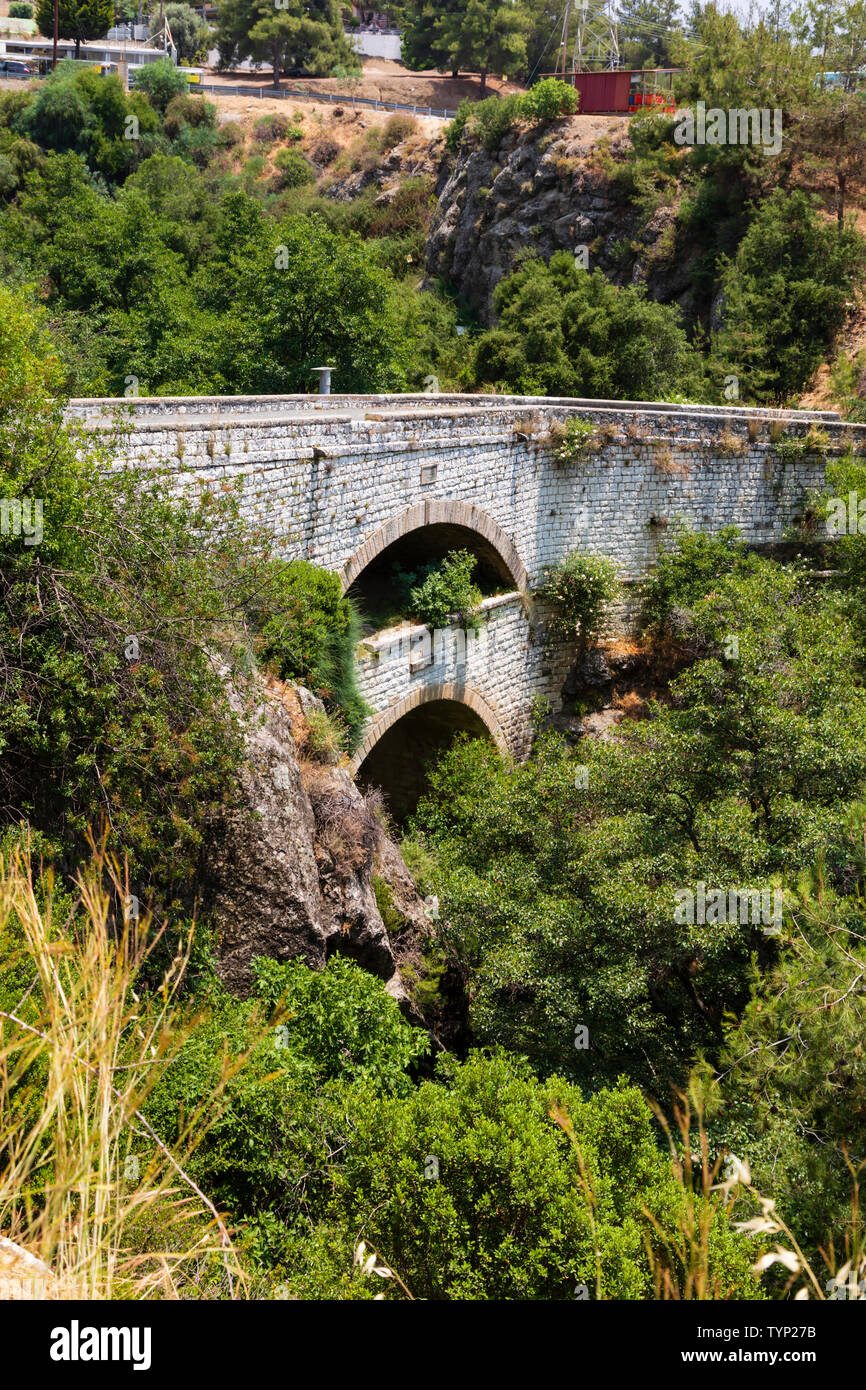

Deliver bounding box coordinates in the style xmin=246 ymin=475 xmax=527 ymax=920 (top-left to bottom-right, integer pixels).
xmin=350 ymin=681 xmax=509 ymax=775
xmin=338 ymin=498 xmax=529 ymax=596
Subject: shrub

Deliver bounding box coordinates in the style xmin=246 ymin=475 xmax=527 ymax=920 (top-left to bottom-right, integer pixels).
xmin=163 ymin=94 xmax=216 ymax=139
xmin=408 ymin=550 xmax=482 ymax=629
xmin=254 ymin=113 xmax=290 ymax=142
xmin=545 ymin=416 xmax=597 ymax=463
xmin=273 ymin=147 xmax=316 ymax=190
xmin=520 ymin=77 xmax=580 ymax=123
xmin=446 ymin=81 xmax=578 ymax=154
xmin=130 ymin=57 xmax=189 ymax=113
xmin=144 ymin=958 xmax=427 ymax=1213
xmin=248 ymin=559 xmax=369 ymax=746
xmin=0 ymin=285 xmax=259 ymax=902
xmin=310 ymin=136 xmax=339 ymax=166
xmin=536 ymin=550 xmax=619 ymax=644
xmin=382 ymin=112 xmax=417 ymax=149
xmin=8 ymin=1 xmax=34 ymax=16
xmin=288 ymin=1054 xmax=760 ymax=1300
xmin=216 ymin=120 xmax=243 ymax=148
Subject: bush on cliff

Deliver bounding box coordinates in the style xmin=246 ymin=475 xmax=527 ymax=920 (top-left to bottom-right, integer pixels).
xmin=0 ymin=285 xmax=258 ymax=904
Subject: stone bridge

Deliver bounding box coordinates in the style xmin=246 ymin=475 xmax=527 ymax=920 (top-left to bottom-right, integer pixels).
xmin=69 ymin=392 xmax=854 ymax=810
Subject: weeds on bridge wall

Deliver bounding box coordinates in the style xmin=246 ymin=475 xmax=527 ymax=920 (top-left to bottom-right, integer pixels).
xmin=535 ymin=550 xmax=620 ymax=650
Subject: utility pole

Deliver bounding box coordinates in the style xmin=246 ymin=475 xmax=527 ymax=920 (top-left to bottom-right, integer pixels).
xmin=561 ymin=0 xmax=572 ymax=76
xmin=52 ymin=0 xmax=58 ymax=68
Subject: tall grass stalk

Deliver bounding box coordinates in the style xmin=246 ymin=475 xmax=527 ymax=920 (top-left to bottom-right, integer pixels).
xmin=0 ymin=843 xmax=245 ymax=1299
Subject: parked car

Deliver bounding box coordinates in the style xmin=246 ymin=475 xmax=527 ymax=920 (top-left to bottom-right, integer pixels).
xmin=0 ymin=59 xmax=35 ymax=77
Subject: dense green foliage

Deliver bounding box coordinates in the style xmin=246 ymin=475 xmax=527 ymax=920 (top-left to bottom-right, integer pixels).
xmin=471 ymin=253 xmax=704 ymax=399
xmin=249 ymin=560 xmax=369 ymax=746
xmin=0 ymin=288 xmax=367 ymax=902
xmin=405 ymin=549 xmax=483 ymax=630
xmin=0 ymin=286 xmax=249 ymax=903
xmin=410 ymin=548 xmax=866 ymax=1095
xmin=286 ymin=1053 xmax=760 ymax=1300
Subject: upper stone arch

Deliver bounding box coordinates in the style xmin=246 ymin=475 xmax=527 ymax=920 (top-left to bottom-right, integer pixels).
xmin=338 ymin=499 xmax=529 ymax=596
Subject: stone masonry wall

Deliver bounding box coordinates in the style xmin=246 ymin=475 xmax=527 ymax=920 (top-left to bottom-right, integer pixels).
xmin=70 ymin=392 xmax=860 ymax=760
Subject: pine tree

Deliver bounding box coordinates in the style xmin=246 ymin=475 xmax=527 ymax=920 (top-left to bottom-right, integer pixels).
xmin=216 ymin=0 xmax=353 ymax=89
xmin=401 ymin=0 xmax=529 ymax=92
xmin=35 ymin=0 xmax=114 ymax=58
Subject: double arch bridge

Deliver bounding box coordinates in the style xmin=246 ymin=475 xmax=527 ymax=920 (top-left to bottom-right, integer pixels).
xmin=70 ymin=391 xmax=848 ymax=814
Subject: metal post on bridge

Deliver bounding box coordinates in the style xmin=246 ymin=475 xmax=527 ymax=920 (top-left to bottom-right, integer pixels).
xmin=311 ymin=366 xmax=333 ymax=395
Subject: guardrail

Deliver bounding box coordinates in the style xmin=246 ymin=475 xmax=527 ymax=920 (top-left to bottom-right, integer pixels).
xmin=189 ymin=80 xmax=457 ymax=119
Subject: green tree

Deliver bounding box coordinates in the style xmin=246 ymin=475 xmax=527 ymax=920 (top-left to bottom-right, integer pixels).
xmin=409 ymin=548 xmax=866 ymax=1090
xmin=164 ymin=3 xmax=211 ymax=63
xmin=710 ymin=188 xmax=865 ymax=403
xmin=472 ymin=252 xmax=703 ymax=399
xmin=617 ymin=0 xmax=683 ymax=67
xmin=402 ymin=0 xmax=529 ymax=93
xmin=129 ymin=55 xmax=190 ymax=111
xmin=401 ymin=0 xmax=464 ymax=75
xmin=34 ymin=0 xmax=113 ymax=57
xmin=791 ymin=88 xmax=866 ymax=226
xmin=215 ymin=0 xmax=354 ymax=88
xmin=198 ymin=197 xmax=407 ymax=393
xmin=447 ymin=0 xmax=530 ymax=95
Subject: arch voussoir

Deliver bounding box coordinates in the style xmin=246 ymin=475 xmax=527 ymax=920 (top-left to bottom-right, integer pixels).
xmin=350 ymin=682 xmax=509 ymax=774
xmin=338 ymin=499 xmax=528 ymax=596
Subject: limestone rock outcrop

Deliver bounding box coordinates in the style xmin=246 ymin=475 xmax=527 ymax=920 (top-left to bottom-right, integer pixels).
xmin=203 ymin=675 xmax=428 ymax=1006
xmin=424 ymin=118 xmax=697 ymax=325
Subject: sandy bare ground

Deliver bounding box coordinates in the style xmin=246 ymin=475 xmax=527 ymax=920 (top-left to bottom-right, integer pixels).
xmin=203 ymin=57 xmax=525 ymax=113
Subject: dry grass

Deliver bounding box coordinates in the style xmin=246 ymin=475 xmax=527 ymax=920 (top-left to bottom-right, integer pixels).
xmin=653 ymin=444 xmax=690 ymax=477
xmin=0 ymin=843 xmax=246 ymax=1300
xmin=301 ymin=763 xmax=383 ymax=872
xmin=613 ymin=689 xmax=648 ymax=719
xmin=717 ymin=427 xmax=747 ymax=456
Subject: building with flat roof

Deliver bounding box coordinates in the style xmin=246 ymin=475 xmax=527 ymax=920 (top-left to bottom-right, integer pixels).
xmin=0 ymin=35 xmax=168 ymax=74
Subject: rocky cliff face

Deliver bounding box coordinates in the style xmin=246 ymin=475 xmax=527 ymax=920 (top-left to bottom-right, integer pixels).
xmin=424 ymin=117 xmax=695 ymax=325
xmin=202 ymin=676 xmax=431 ymax=1010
